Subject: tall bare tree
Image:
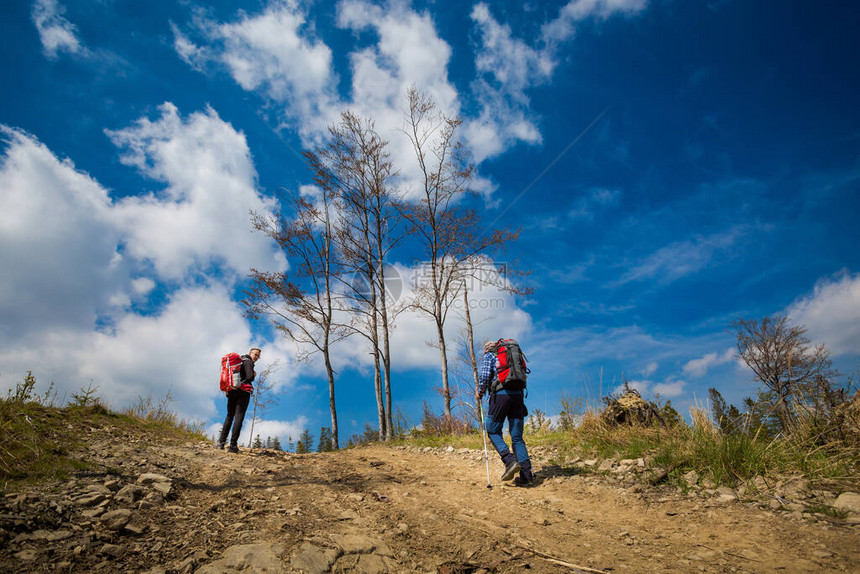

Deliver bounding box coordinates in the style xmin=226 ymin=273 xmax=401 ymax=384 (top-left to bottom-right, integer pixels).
xmin=244 ymin=171 xmax=348 ymax=449
xmin=400 ymin=87 xmax=488 ymax=418
xmin=732 ymin=315 xmax=837 ymax=433
xmin=320 ymin=111 xmax=405 ymax=439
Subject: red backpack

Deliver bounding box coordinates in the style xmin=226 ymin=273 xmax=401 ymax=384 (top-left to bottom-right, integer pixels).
xmin=220 ymin=353 xmax=243 ymax=393
xmin=491 ymin=339 xmax=529 ymax=393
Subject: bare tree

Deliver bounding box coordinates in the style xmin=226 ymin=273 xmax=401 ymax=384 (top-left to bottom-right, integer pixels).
xmin=245 ymin=361 xmax=280 ymax=448
xmin=732 ymin=316 xmax=838 ymax=433
xmin=245 ymin=174 xmax=349 ymax=449
xmin=401 ymin=87 xmax=510 ymax=418
xmin=321 ymin=111 xmax=405 ymax=439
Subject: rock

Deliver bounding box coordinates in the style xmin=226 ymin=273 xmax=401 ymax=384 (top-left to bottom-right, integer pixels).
xmin=291 ymin=542 xmax=342 ymax=574
xmin=176 ymin=551 xmax=210 ymax=574
xmin=83 ymin=484 xmax=112 ymax=496
xmin=124 ymin=521 xmax=146 ymax=535
xmin=74 ymin=493 xmax=107 ymax=507
xmin=597 ymin=459 xmax=615 ymax=472
xmin=137 ymin=473 xmax=171 ymax=485
xmin=151 ymin=482 xmax=172 ymax=498
xmin=198 ymin=545 xmax=284 ymax=574
xmin=779 ymin=477 xmax=810 ymax=499
xmin=115 ymin=485 xmax=146 ymax=503
xmin=683 ymin=470 xmax=700 ymax=487
xmin=752 ymin=476 xmax=770 ymax=494
xmin=14 ymin=549 xmax=39 ymax=561
xmin=350 ymin=553 xmax=390 ymax=573
xmin=100 ymin=543 xmax=124 ymax=557
xmin=100 ymin=509 xmax=133 ymax=531
xmin=31 ymin=529 xmax=73 ymax=541
xmin=833 ymin=492 xmax=860 ymax=514
xmin=332 ymin=533 xmax=376 ymax=554
xmin=649 ymin=469 xmax=669 ymax=485
xmin=714 ymin=487 xmax=737 ymax=503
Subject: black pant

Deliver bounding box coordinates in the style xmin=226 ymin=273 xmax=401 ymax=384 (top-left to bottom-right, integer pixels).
xmin=218 ymin=390 xmax=251 ymax=447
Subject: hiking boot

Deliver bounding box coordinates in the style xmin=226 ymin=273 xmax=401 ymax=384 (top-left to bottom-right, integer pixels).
xmin=227 ymin=445 xmax=239 ymax=453
xmin=513 ymin=475 xmax=534 ymax=487
xmin=216 ymin=442 xmax=225 ymax=450
xmin=500 ymin=460 xmax=521 ymax=481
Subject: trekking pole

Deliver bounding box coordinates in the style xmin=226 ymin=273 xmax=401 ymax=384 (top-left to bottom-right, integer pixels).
xmin=479 ymin=400 xmax=492 ymax=489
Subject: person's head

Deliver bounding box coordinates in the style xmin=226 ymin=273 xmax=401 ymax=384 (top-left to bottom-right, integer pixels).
xmin=249 ymin=348 xmax=261 ymax=362
xmin=483 ymin=340 xmax=498 ymax=354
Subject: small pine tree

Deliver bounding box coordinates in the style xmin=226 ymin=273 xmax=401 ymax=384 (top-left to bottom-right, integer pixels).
xmin=272 ymin=436 xmax=282 ymax=451
xmin=317 ymin=427 xmax=333 ymax=452
xmin=296 ymin=429 xmax=313 ymax=453
xmin=252 ymin=434 xmax=263 ymax=449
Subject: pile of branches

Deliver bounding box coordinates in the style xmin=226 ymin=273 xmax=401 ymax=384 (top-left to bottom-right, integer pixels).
xmin=602 ymin=387 xmax=666 ymax=427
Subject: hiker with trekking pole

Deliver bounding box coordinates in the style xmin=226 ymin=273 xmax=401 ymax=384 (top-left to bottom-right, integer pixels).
xmin=476 ymin=339 xmax=535 ymax=487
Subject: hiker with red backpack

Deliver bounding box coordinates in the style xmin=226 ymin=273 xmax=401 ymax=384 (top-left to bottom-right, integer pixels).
xmin=217 ymin=348 xmax=261 ymax=453
xmin=476 ymin=339 xmax=535 ymax=486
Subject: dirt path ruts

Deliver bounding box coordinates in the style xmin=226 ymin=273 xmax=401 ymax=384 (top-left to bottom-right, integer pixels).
xmin=182 ymin=443 xmax=859 ymax=573
xmin=2 ymin=428 xmax=859 ymax=573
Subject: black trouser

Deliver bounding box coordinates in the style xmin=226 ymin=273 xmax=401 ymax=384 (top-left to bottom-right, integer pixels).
xmin=218 ymin=390 xmax=251 ymax=447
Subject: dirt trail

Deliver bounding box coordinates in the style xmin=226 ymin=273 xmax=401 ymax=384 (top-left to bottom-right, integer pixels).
xmin=2 ymin=424 xmax=859 ymax=573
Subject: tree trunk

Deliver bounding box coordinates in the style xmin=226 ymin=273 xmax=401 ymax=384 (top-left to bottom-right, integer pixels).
xmin=463 ymin=284 xmax=480 ymax=419
xmin=437 ymin=314 xmax=451 ymax=418
xmin=324 ymin=347 xmax=338 ymax=449
xmin=375 ymin=223 xmax=394 ymax=440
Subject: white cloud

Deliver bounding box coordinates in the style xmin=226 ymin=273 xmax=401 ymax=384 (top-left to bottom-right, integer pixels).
xmin=0 ymin=126 xmax=124 ymax=337
xmin=466 ymin=4 xmax=548 ymax=163
xmin=623 ymin=377 xmax=684 ymax=399
xmin=543 ymin=0 xmax=648 ymax=45
xmin=641 ymin=362 xmax=658 ymax=376
xmin=106 ymin=102 xmax=286 ymax=280
xmin=338 ymin=0 xmax=458 ymax=115
xmin=31 ymin=0 xmax=85 ymax=59
xmin=0 ymin=116 xmax=291 ymax=424
xmin=466 ymin=1 xmax=646 ymax=163
xmin=336 ymin=0 xmax=462 ymax=190
xmin=652 ymin=379 xmax=685 ymax=398
xmin=174 ymin=0 xmax=341 ymax=145
xmin=471 ymin=4 xmax=554 ymax=98
xmin=253 ymin=258 xmax=533 ymax=382
xmin=175 ymin=0 xmax=461 ymax=193
xmin=683 ymin=347 xmax=737 ymax=378
xmin=617 ymin=227 xmax=744 ymax=286
xmin=787 ymin=271 xmax=860 ymax=357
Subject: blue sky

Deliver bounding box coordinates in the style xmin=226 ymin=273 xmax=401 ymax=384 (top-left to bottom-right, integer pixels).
xmin=2 ymin=0 xmax=859 ymax=447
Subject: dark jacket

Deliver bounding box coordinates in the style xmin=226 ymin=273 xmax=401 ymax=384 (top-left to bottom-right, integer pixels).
xmin=238 ymin=354 xmax=256 ymax=393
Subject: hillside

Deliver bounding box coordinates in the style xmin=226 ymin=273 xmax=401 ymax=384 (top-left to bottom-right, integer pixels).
xmin=1 ymin=408 xmax=859 ymax=573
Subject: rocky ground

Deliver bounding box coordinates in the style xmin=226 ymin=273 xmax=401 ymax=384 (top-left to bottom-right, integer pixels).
xmin=1 ymin=416 xmax=859 ymax=573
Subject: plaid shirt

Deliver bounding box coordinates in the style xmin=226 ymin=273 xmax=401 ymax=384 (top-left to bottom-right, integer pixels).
xmin=478 ymin=351 xmax=496 ymax=394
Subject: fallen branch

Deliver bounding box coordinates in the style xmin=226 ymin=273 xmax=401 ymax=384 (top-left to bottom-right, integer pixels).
xmin=518 ymin=544 xmax=609 ymax=573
